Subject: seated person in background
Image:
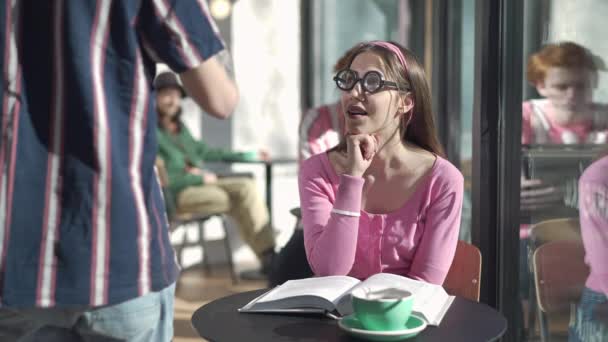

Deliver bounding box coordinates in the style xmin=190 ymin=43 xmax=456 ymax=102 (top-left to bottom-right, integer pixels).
xmin=569 ymin=152 xmax=608 ymax=341
xmin=299 ymin=41 xmax=464 ymax=283
xmin=154 ymin=71 xmax=276 ymax=276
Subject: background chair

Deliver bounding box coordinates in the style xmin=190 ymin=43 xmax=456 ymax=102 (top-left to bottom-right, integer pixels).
xmin=526 ymin=217 xmax=582 ymax=338
xmin=443 ymin=240 xmax=482 ymax=302
xmin=533 ymin=240 xmax=589 ymax=342
xmin=155 ymin=158 xmax=239 ymax=284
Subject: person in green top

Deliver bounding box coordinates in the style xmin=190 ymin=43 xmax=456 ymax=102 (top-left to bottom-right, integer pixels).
xmin=154 ymin=71 xmax=276 ymax=276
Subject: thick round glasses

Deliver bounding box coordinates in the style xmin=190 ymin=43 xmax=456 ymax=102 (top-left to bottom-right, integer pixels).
xmin=333 ymin=69 xmax=399 ymax=93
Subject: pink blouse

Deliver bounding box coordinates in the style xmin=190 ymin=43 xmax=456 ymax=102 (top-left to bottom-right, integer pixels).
xmin=579 ymin=155 xmax=608 ymax=296
xmin=299 ymin=152 xmax=464 ymax=285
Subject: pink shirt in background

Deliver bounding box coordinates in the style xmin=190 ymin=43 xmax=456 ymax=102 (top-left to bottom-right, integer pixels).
xmin=522 ymin=99 xmax=608 ymax=145
xmin=298 ymin=152 xmax=464 ymax=285
xmin=298 ymin=102 xmax=344 ymax=164
xmin=520 ymin=99 xmax=608 ymax=239
xmin=578 ymin=155 xmax=608 ymax=296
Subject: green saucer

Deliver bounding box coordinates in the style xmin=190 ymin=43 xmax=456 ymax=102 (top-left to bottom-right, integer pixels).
xmin=338 ymin=314 xmax=427 ymax=341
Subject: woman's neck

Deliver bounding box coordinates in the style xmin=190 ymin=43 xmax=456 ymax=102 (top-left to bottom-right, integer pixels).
xmin=366 ymin=133 xmax=415 ymax=178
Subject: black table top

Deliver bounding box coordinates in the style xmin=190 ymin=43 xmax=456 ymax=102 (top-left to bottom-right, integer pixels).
xmin=191 ymin=289 xmax=507 ymax=342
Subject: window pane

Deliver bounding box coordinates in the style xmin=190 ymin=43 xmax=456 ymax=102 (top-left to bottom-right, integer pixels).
xmin=312 ymin=0 xmax=406 ymax=107
xmin=519 ymin=1 xmax=608 ymax=340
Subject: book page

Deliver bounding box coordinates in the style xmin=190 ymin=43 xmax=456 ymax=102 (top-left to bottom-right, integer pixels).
xmin=340 ymin=273 xmax=454 ymax=326
xmin=239 ymin=276 xmax=360 ymax=313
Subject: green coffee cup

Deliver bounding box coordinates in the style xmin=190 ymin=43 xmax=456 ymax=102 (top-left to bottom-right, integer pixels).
xmin=351 ymin=287 xmax=414 ymax=331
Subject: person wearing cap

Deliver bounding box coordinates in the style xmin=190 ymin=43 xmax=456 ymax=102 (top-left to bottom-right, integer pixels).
xmin=0 ymin=1 xmax=237 ymax=341
xmin=155 ymin=71 xmax=276 ymax=279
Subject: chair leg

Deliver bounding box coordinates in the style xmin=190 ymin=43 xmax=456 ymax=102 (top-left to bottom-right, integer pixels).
xmin=220 ymin=218 xmax=238 ymax=285
xmin=526 ymin=240 xmax=537 ymax=339
xmin=527 ymin=271 xmax=537 ymax=338
xmin=538 ymin=308 xmax=550 ymax=342
xmin=199 ymin=221 xmax=211 ymax=275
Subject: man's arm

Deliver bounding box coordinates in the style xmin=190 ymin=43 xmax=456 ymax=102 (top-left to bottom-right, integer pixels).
xmin=137 ymin=0 xmax=238 ymax=119
xmin=180 ymin=54 xmax=238 ymax=119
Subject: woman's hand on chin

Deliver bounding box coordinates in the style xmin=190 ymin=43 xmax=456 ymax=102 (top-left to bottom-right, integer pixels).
xmin=341 ymin=133 xmax=378 ymax=177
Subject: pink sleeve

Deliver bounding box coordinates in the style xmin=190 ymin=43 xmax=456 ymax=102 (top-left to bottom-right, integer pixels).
xmin=298 ymin=157 xmax=365 ymax=276
xmin=409 ymin=169 xmax=464 ymax=285
xmin=522 ymin=102 xmax=533 ymax=145
xmin=579 ymin=177 xmax=608 ymax=296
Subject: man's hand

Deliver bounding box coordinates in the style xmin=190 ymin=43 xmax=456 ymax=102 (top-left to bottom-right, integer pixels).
xmin=202 ymin=171 xmax=217 ymax=184
xmin=259 ymin=150 xmax=270 ymax=161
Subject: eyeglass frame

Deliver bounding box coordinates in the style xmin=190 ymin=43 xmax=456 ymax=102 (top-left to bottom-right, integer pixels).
xmin=333 ymin=69 xmax=405 ymax=94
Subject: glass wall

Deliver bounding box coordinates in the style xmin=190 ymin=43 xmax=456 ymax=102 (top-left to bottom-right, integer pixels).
xmin=518 ymin=1 xmax=608 ymax=340
xmin=458 ymin=0 xmax=475 ymax=243
xmin=307 ymin=0 xmax=412 ymax=109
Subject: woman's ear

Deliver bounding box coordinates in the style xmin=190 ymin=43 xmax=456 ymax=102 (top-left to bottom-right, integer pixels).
xmin=398 ymin=93 xmax=415 ymax=115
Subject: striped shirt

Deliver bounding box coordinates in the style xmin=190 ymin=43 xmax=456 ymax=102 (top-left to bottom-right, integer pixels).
xmin=0 ymin=0 xmax=224 ymax=308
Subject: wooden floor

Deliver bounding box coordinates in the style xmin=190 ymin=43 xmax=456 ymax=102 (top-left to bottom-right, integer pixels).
xmin=173 ymin=266 xmax=267 ymax=342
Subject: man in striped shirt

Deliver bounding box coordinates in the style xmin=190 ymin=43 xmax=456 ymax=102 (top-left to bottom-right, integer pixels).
xmin=0 ymin=1 xmax=238 ymax=340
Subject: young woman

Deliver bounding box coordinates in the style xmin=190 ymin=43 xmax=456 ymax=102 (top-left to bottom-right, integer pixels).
xmin=298 ymin=41 xmax=464 ymax=284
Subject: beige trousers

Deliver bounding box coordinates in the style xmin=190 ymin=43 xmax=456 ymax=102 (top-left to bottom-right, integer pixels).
xmin=176 ymin=177 xmax=274 ymax=257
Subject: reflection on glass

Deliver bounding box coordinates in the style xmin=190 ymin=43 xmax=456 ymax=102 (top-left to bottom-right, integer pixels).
xmin=520 ymin=41 xmax=608 ymax=341
xmin=570 ymin=153 xmax=608 ymax=341
xmin=521 ymin=42 xmax=607 ymax=227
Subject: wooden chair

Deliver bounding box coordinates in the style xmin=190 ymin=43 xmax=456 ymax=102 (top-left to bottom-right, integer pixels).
xmin=443 ymin=240 xmax=482 ymax=302
xmin=526 ymin=217 xmax=581 ymax=338
xmin=529 ymin=218 xmax=581 ymax=248
xmin=155 ymin=158 xmax=238 ymax=284
xmin=533 ymin=240 xmax=589 ymax=342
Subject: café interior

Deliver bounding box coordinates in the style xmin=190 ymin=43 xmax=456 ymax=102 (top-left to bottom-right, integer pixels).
xmin=152 ymin=1 xmax=607 ymax=341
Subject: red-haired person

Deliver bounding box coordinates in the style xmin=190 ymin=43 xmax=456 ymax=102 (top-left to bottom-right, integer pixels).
xmin=521 ymin=42 xmax=608 ymax=219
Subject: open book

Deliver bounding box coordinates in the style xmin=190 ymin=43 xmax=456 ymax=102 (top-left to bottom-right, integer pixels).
xmin=238 ymin=273 xmax=454 ymax=326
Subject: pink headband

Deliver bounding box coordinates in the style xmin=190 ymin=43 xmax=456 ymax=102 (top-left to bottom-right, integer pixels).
xmin=368 ymin=41 xmax=409 ymax=77
xmin=368 ymin=41 xmax=413 ymax=124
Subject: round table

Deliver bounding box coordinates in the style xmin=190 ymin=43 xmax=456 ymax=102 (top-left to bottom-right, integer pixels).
xmin=191 ymin=289 xmax=507 ymax=341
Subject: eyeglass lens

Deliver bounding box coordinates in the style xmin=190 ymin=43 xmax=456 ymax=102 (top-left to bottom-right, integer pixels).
xmin=335 ymin=70 xmax=384 ymax=93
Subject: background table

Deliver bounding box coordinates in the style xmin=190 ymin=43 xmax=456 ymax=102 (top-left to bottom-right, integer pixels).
xmin=192 ymin=289 xmax=507 ymax=342
xmin=224 ymin=158 xmax=297 ymax=227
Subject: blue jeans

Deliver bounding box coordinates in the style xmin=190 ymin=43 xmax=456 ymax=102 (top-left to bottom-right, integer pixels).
xmin=0 ymin=283 xmax=175 ymax=342
xmin=569 ymin=287 xmax=608 ymax=342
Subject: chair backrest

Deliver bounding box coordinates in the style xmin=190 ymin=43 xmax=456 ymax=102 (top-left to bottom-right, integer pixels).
xmin=533 ymin=240 xmax=589 ymax=314
xmin=443 ymin=240 xmax=482 ymax=302
xmin=529 ymin=217 xmax=581 ymax=248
